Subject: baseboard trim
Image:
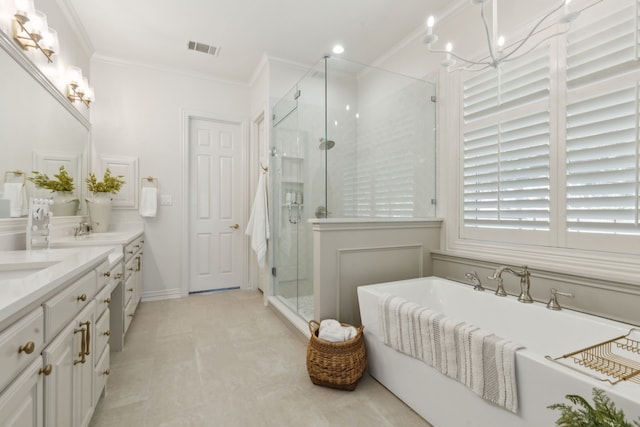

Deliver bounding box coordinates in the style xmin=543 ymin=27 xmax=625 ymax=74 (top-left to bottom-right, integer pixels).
xmin=141 ymin=289 xmax=183 ymax=302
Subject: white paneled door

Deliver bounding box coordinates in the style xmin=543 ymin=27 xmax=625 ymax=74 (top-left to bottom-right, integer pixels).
xmin=189 ymin=118 xmax=244 ymax=293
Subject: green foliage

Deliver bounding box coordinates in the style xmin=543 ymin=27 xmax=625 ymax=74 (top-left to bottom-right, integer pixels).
xmin=86 ymin=168 xmax=125 ymax=194
xmin=29 ymin=166 xmax=75 ymax=192
xmin=548 ymin=388 xmax=640 ymax=427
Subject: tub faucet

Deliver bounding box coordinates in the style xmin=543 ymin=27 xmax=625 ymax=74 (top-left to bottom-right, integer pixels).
xmin=464 ymin=271 xmax=485 ymax=291
xmin=490 ymin=265 xmax=533 ymax=303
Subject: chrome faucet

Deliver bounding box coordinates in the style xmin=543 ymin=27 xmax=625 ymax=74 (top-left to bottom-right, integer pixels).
xmin=73 ymin=222 xmax=92 ymax=237
xmin=464 ymin=271 xmax=485 ymax=291
xmin=489 ymin=265 xmax=533 ymax=303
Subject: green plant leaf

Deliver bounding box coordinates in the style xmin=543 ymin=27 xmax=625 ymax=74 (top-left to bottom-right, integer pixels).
xmin=28 ymin=166 xmax=75 ymax=192
xmin=86 ymin=168 xmax=125 ymax=194
xmin=549 ymin=388 xmax=639 ymax=427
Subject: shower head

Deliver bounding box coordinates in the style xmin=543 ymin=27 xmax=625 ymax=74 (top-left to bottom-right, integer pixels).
xmin=319 ymin=138 xmax=335 ymax=150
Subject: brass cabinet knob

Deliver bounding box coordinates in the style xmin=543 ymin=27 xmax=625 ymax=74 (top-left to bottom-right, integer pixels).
xmin=128 ymin=288 xmax=134 ymax=292
xmin=128 ymin=314 xmax=134 ymax=318
xmin=127 ymin=267 xmax=134 ymax=271
xmin=18 ymin=341 xmax=35 ymax=354
xmin=127 ymin=250 xmax=134 ymax=254
xmin=77 ymin=294 xmax=87 ymax=302
xmin=103 ymin=369 xmax=110 ymax=376
xmin=104 ymin=271 xmax=111 ymax=277
xmin=39 ymin=364 xmax=53 ymax=376
xmin=229 ymin=224 xmax=240 ymax=229
xmin=115 ymin=273 xmax=123 ymax=279
xmin=104 ymin=330 xmax=111 ymax=336
xmin=104 ymin=297 xmax=111 ymax=304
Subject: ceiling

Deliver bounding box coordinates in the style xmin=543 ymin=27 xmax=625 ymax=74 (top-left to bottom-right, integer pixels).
xmin=66 ymin=0 xmax=453 ymax=84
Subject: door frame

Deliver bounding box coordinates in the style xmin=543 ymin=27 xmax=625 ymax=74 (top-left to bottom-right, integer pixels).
xmin=180 ymin=109 xmax=249 ymax=297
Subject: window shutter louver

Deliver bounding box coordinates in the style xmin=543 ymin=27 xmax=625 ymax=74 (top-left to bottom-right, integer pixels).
xmin=463 ymin=46 xmax=551 ymax=231
xmin=566 ymin=1 xmax=640 ymax=236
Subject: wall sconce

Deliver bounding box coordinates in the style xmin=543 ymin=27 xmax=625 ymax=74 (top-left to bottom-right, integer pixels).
xmin=67 ymin=66 xmax=95 ymax=107
xmin=12 ymin=0 xmax=59 ymax=63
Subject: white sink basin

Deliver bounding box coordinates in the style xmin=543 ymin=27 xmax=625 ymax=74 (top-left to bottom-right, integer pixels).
xmin=0 ymin=261 xmax=60 ymax=280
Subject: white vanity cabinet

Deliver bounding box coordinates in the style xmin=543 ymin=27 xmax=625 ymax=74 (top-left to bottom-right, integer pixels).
xmin=123 ymin=236 xmax=143 ymax=336
xmin=43 ymin=300 xmax=96 ymax=427
xmin=0 ymin=356 xmax=45 ymax=427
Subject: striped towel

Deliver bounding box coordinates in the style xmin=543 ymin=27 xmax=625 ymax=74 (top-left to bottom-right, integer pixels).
xmin=378 ymin=295 xmax=523 ymax=413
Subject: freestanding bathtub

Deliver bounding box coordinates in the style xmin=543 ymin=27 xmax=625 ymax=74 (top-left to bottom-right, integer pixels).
xmin=358 ymin=276 xmax=640 ymax=427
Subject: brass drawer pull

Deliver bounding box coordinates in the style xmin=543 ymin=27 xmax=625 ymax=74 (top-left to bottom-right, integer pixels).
xmin=80 ymin=321 xmax=91 ymax=356
xmin=77 ymin=294 xmax=87 ymax=302
xmin=18 ymin=341 xmax=35 ymax=354
xmin=104 ymin=330 xmax=111 ymax=336
xmin=104 ymin=297 xmax=111 ymax=304
xmin=103 ymin=271 xmax=111 ymax=277
xmin=127 ymin=250 xmax=134 ymax=254
xmin=73 ymin=327 xmax=86 ymax=365
xmin=128 ymin=314 xmax=134 ymax=318
xmin=115 ymin=273 xmax=123 ymax=279
xmin=128 ymin=288 xmax=134 ymax=292
xmin=39 ymin=364 xmax=53 ymax=376
xmin=103 ymin=369 xmax=110 ymax=376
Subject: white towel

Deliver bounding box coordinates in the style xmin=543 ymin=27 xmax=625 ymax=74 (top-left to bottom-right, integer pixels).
xmin=318 ymin=319 xmax=357 ymax=342
xmin=245 ymin=172 xmax=270 ymax=267
xmin=3 ymin=182 xmax=26 ymax=217
xmin=139 ymin=187 xmax=158 ymax=217
xmin=379 ymin=295 xmax=522 ymax=413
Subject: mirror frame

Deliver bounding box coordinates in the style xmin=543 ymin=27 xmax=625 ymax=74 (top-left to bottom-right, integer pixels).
xmin=0 ymin=30 xmax=91 ymax=230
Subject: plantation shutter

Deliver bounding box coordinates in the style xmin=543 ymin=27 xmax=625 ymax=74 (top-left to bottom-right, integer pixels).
xmin=565 ymin=1 xmax=640 ymax=235
xmin=463 ymin=47 xmax=551 ymax=230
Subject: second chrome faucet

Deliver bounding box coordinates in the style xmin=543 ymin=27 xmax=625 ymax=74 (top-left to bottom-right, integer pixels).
xmin=488 ymin=265 xmax=533 ymax=303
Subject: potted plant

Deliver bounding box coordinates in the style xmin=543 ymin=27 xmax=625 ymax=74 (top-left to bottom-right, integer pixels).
xmin=85 ymin=168 xmax=125 ymax=232
xmin=549 ymin=388 xmax=640 ymax=426
xmin=29 ymin=166 xmax=79 ymax=216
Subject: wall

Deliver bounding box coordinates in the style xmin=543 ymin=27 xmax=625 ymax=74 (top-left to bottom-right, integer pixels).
xmin=90 ymin=58 xmax=250 ymax=300
xmin=312 ymin=219 xmax=442 ymax=325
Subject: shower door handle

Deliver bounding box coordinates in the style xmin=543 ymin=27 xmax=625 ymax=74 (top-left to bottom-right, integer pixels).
xmin=288 ymin=202 xmax=301 ymax=224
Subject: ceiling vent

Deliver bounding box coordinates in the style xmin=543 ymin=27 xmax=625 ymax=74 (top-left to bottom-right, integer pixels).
xmin=187 ymin=41 xmax=220 ymax=57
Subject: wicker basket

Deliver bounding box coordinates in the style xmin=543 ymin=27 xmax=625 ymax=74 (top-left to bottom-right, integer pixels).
xmin=306 ymin=320 xmax=366 ymax=391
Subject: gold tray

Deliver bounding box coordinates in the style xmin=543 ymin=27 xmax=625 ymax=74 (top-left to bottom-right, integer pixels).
xmin=546 ymin=328 xmax=640 ymax=385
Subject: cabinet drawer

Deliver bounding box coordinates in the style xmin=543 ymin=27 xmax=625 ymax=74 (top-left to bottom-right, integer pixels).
xmin=94 ymin=283 xmax=112 ymax=321
xmin=0 ymin=307 xmax=44 ymax=392
xmin=0 ymin=356 xmax=43 ymax=427
xmin=94 ymin=310 xmax=110 ymax=362
xmin=124 ymin=237 xmax=143 ymax=262
xmin=124 ymin=275 xmax=134 ymax=307
xmin=123 ymin=298 xmax=135 ymax=336
xmin=124 ymin=256 xmax=136 ymax=281
xmin=95 ymin=259 xmax=111 ymax=290
xmin=93 ymin=344 xmax=110 ymax=404
xmin=43 ymin=270 xmax=96 ymax=341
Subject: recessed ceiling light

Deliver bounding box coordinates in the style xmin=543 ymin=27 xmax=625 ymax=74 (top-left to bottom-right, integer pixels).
xmin=332 ymin=44 xmax=344 ymax=54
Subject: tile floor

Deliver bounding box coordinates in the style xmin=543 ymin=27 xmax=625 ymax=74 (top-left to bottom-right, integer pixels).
xmin=90 ymin=290 xmax=433 ymax=427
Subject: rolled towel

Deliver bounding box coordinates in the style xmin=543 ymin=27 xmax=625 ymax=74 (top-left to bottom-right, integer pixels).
xmin=318 ymin=319 xmax=357 ymax=342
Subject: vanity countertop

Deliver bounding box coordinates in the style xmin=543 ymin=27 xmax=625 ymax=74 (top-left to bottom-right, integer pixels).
xmin=0 ymin=246 xmax=114 ymax=328
xmin=48 ymin=228 xmax=144 ymax=248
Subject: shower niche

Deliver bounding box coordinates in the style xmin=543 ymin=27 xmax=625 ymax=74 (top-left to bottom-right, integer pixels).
xmin=271 ymin=56 xmax=437 ymax=322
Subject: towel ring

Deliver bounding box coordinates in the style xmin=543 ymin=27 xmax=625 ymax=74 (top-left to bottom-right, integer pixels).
xmin=4 ymin=170 xmax=26 ymax=184
xmin=141 ymin=176 xmax=158 ymax=188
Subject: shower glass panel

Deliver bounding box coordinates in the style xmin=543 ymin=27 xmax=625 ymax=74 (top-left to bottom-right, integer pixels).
xmin=271 ymin=57 xmax=436 ymax=321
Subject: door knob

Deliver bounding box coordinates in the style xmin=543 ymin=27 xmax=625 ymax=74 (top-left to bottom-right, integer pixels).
xmin=229 ymin=224 xmax=239 ymax=229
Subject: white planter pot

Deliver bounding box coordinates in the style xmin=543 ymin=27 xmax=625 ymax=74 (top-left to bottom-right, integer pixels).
xmin=86 ymin=192 xmax=112 ymax=233
xmin=50 ymin=191 xmax=79 ymax=217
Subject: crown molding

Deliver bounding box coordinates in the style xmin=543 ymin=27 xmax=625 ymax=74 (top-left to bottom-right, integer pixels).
xmin=91 ymin=54 xmax=251 ymax=88
xmin=56 ymin=0 xmax=94 ymax=58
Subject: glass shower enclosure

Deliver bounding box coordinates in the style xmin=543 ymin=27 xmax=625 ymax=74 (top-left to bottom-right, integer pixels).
xmin=271 ymin=56 xmax=436 ymax=321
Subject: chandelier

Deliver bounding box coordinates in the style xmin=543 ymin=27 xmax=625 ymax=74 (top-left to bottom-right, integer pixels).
xmin=424 ymin=0 xmax=583 ymax=71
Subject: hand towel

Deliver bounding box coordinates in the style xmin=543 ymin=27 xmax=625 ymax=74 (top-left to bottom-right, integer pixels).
xmin=3 ymin=182 xmax=25 ymax=217
xmin=245 ymin=172 xmax=270 ymax=267
xmin=139 ymin=187 xmax=158 ymax=217
xmin=318 ymin=319 xmax=357 ymax=342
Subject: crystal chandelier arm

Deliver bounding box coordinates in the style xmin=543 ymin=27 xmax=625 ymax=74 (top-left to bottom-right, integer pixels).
xmin=429 ymin=48 xmax=490 ymax=66
xmin=499 ymin=1 xmax=567 ymax=62
xmin=501 ymin=29 xmax=570 ymax=64
xmin=480 ymin=2 xmax=497 ymax=65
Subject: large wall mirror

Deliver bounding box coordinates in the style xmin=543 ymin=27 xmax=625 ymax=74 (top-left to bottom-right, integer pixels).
xmin=0 ymin=34 xmax=90 ymax=219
